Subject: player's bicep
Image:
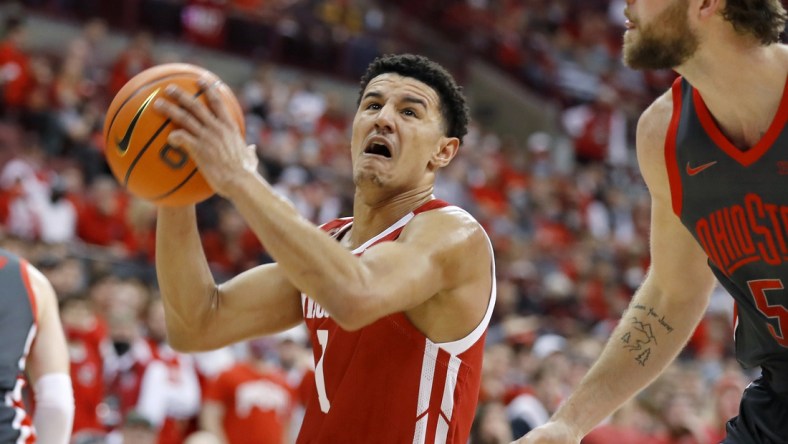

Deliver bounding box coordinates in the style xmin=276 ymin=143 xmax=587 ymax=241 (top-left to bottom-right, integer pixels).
xmin=357 ymin=240 xmax=443 ymax=309
xmin=647 ymin=197 xmax=716 ymax=296
xmin=635 ymin=94 xmax=716 ymax=298
xmin=354 ymin=210 xmax=490 ymax=319
xmin=199 ymin=263 xmax=304 ymax=348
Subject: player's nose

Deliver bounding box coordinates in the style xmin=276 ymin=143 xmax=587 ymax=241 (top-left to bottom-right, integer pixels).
xmin=374 ymin=104 xmax=395 ymax=133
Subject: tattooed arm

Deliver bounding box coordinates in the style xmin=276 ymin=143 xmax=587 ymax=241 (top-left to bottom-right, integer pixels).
xmin=514 ymin=91 xmax=717 ymax=443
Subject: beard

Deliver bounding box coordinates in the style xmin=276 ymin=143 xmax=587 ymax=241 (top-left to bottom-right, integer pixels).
xmin=623 ymin=0 xmax=700 ymax=70
xmin=353 ymin=170 xmax=386 ymax=188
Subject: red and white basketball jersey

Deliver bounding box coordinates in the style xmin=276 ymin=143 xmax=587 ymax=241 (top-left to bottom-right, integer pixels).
xmin=297 ymin=199 xmax=496 ymax=444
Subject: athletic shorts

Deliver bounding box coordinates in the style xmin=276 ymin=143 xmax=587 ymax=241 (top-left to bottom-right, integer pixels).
xmin=723 ymin=376 xmax=788 ymax=444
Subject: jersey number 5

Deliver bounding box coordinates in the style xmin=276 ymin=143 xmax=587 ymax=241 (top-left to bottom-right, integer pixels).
xmin=748 ymin=279 xmax=788 ymax=347
xmin=315 ymin=329 xmax=331 ymax=412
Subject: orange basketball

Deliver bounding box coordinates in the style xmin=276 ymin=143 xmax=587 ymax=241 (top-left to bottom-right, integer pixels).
xmin=103 ymin=63 xmax=245 ymax=206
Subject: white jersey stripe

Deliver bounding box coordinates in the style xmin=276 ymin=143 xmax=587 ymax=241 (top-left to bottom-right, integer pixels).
xmin=413 ymin=414 xmax=429 ymax=444
xmin=440 ymin=355 xmax=462 ymax=421
xmin=16 ymin=324 xmax=36 ymax=371
xmin=416 ymin=340 xmax=438 ymax=415
xmin=435 ymin=416 xmax=450 ymax=444
xmin=413 ymin=340 xmax=438 ymax=444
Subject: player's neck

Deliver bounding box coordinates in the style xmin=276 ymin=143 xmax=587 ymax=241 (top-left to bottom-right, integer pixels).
xmin=348 ymin=185 xmax=435 ymax=248
xmin=677 ymin=43 xmax=788 ymax=148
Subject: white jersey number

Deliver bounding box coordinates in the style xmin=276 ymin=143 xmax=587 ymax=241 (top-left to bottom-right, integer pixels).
xmin=315 ymin=329 xmax=331 ymax=412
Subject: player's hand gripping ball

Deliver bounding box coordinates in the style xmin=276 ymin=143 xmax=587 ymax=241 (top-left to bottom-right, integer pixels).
xmin=103 ymin=63 xmax=245 ymax=206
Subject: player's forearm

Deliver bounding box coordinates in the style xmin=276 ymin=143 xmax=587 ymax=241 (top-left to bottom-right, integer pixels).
xmin=32 ymin=373 xmax=74 ymax=444
xmin=550 ymin=278 xmax=709 ymax=437
xmin=226 ymin=173 xmax=373 ymax=321
xmin=156 ymin=206 xmax=217 ymax=344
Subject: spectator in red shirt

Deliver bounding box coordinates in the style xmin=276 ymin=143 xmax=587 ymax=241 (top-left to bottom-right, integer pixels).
xmin=182 ymin=0 xmax=228 ymax=49
xmin=108 ymin=31 xmax=154 ymax=97
xmin=137 ymin=298 xmax=201 ymax=444
xmin=76 ymin=176 xmax=131 ymax=255
xmin=201 ymin=338 xmax=297 ymax=444
xmin=201 ymin=202 xmax=263 ymax=277
xmin=102 ymin=305 xmax=155 ymax=430
xmin=0 ymin=16 xmax=33 ymax=114
xmin=60 ymin=294 xmax=107 ymax=436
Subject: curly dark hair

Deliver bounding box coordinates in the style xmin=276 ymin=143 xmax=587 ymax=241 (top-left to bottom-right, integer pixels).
xmin=357 ymin=54 xmax=470 ymax=144
xmin=722 ymin=0 xmax=787 ymax=44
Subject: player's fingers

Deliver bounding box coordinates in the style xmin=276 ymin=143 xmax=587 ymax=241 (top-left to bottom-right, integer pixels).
xmin=162 ymin=84 xmax=216 ymax=127
xmin=198 ymin=77 xmax=237 ymax=130
xmin=154 ymin=97 xmax=204 ymax=136
xmin=167 ymin=130 xmax=198 ymax=156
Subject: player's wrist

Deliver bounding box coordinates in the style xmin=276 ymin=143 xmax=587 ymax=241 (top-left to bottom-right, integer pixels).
xmin=215 ymin=167 xmax=262 ymax=199
xmin=547 ymin=414 xmax=586 ymax=441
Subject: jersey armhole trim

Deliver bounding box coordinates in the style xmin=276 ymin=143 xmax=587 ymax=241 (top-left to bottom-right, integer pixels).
xmin=433 ymin=206 xmax=496 ymax=356
xmin=665 ymin=77 xmax=684 ymax=216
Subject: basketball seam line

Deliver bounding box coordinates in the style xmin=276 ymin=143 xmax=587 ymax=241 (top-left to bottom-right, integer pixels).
xmin=104 ymin=71 xmax=201 ymax=149
xmin=122 ymin=87 xmax=207 ymax=190
xmin=149 ymin=167 xmax=200 ymax=202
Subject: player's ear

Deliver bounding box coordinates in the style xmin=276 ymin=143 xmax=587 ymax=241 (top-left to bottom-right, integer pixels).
xmin=696 ymin=0 xmax=722 ymax=20
xmin=428 ymin=137 xmax=460 ymax=170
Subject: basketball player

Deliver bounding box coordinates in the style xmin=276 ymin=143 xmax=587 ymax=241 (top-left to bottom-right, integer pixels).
xmin=0 ymin=249 xmax=74 ymax=443
xmin=515 ymin=0 xmax=788 ymax=443
xmin=154 ymin=54 xmax=496 ymax=443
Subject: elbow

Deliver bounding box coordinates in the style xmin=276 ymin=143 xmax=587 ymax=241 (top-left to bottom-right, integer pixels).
xmin=166 ymin=327 xmax=199 ymax=352
xmin=331 ymin=311 xmax=367 ymax=332
xmin=167 ymin=335 xmax=198 ymax=353
xmin=165 ymin=320 xmax=211 ymax=352
xmin=161 ymin=292 xmax=215 ymax=352
xmin=166 ymin=324 xmax=214 ymax=353
xmin=323 ymin=285 xmax=379 ymax=332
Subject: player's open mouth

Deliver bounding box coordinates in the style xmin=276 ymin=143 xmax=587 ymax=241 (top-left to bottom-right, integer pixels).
xmin=364 ymin=142 xmax=392 ymax=158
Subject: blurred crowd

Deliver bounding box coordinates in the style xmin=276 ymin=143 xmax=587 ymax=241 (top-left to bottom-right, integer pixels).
xmin=0 ymin=1 xmax=758 ymax=443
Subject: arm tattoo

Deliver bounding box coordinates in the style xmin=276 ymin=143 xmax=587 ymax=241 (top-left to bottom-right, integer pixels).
xmin=619 ymin=305 xmax=674 ymax=366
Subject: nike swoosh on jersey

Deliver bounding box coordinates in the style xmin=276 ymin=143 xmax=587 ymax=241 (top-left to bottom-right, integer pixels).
xmin=685 ymin=160 xmax=718 ymax=176
xmin=116 ymin=89 xmax=160 ymax=156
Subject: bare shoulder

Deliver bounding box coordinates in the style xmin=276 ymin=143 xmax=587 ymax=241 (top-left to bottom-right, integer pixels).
xmin=23 ymin=262 xmax=69 ymax=381
xmin=400 ymin=205 xmax=491 ymax=277
xmin=24 ymin=263 xmax=57 ymax=318
xmin=636 ymin=89 xmax=675 ymax=194
xmin=402 ymin=205 xmax=488 ymax=248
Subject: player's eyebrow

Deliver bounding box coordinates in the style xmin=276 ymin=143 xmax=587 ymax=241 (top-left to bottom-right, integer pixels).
xmin=362 ymin=91 xmax=427 ymax=110
xmin=401 ymin=95 xmax=427 ymax=110
xmin=362 ymin=91 xmax=383 ymax=101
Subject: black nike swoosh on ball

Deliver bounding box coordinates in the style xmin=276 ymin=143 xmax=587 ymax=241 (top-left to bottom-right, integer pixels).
xmin=116 ymin=89 xmax=160 ymax=155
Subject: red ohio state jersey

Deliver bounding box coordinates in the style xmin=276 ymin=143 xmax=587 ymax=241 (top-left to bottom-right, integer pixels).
xmin=297 ymin=199 xmax=496 ymax=444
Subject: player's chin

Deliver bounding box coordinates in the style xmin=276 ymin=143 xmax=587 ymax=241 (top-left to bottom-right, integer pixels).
xmin=353 ymin=170 xmax=387 ymax=188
